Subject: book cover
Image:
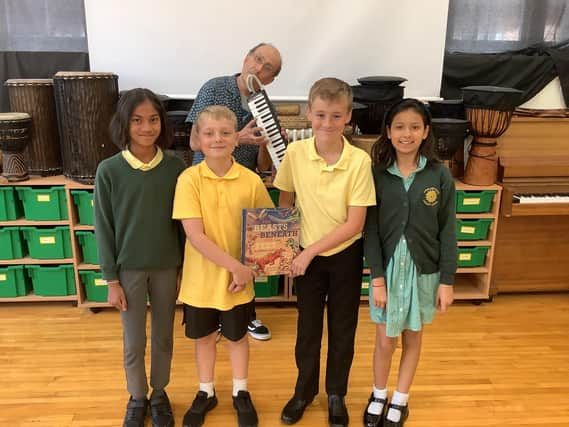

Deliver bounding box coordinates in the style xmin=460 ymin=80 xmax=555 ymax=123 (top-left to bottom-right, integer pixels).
xmin=241 ymin=207 xmax=300 ymax=276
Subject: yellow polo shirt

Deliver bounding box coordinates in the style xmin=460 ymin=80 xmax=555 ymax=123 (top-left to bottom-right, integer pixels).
xmin=173 ymin=160 xmax=274 ymax=310
xmin=273 ymin=136 xmax=375 ymax=256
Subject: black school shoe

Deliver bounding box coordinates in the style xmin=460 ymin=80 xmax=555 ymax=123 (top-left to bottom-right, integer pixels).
xmin=328 ymin=394 xmax=349 ymax=427
xmin=150 ymin=390 xmax=174 ymax=427
xmin=123 ymin=396 xmax=148 ymax=427
xmin=232 ymin=390 xmax=258 ymax=427
xmin=384 ymin=402 xmax=409 ymax=427
xmin=280 ymin=395 xmax=313 ymax=425
xmin=183 ymin=391 xmax=218 ymax=427
xmin=363 ymin=393 xmax=387 ymax=427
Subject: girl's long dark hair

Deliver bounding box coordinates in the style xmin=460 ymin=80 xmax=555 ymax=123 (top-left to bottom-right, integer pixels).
xmin=109 ymin=88 xmax=173 ymax=149
xmin=370 ymin=98 xmax=439 ymax=168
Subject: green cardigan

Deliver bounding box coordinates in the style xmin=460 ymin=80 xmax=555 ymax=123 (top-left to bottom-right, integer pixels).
xmin=364 ymin=162 xmax=457 ymax=285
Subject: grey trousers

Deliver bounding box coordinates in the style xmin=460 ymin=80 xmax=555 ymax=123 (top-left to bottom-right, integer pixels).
xmin=119 ymin=268 xmax=178 ymax=399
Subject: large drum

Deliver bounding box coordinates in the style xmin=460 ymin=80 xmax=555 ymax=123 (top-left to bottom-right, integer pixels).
xmin=431 ymin=118 xmax=469 ymax=177
xmin=53 ymin=72 xmax=119 ymax=184
xmin=4 ymin=79 xmax=62 ymax=176
xmin=0 ymin=112 xmax=31 ymax=181
xmin=166 ymin=110 xmax=193 ymax=166
xmin=462 ymin=86 xmax=523 ymax=185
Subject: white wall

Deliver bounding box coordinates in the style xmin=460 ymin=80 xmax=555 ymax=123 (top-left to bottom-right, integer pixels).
xmin=84 ymin=0 xmax=449 ymax=100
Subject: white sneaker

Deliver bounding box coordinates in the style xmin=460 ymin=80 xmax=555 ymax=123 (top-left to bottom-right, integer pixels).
xmin=247 ymin=319 xmax=271 ymax=341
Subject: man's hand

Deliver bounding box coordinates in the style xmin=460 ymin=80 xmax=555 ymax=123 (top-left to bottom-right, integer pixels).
xmin=239 ymin=120 xmax=269 ymax=146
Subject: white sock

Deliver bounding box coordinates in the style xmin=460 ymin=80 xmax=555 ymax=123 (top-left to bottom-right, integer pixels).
xmin=199 ymin=382 xmax=215 ymax=398
xmin=366 ymin=385 xmax=387 ymax=415
xmin=387 ymin=390 xmax=409 ymax=422
xmin=233 ymin=378 xmax=248 ymax=397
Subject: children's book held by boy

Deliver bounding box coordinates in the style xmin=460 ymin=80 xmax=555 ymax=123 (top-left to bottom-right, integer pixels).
xmin=241 ymin=207 xmax=300 ymax=276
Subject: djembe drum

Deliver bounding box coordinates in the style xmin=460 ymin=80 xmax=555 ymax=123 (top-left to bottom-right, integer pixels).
xmin=0 ymin=113 xmax=31 ymax=181
xmin=352 ymin=76 xmax=406 ymax=134
xmin=462 ymin=86 xmax=523 ymax=185
xmin=4 ymin=79 xmax=62 ymax=176
xmin=53 ymin=71 xmax=119 ymax=184
xmin=431 ymin=118 xmax=469 ymax=177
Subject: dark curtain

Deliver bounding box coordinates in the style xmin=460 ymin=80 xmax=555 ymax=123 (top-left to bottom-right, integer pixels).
xmin=0 ymin=0 xmax=89 ymax=112
xmin=441 ymin=0 xmax=569 ymax=104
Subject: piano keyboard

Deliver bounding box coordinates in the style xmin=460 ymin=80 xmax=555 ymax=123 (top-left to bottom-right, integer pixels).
xmin=247 ymin=90 xmax=288 ymax=169
xmin=513 ymin=193 xmax=569 ymax=204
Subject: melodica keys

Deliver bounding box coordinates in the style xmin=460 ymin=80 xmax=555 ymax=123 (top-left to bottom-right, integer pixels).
xmin=247 ymin=90 xmax=288 ymax=169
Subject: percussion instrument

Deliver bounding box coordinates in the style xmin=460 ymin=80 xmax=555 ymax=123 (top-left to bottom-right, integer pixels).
xmin=246 ymin=75 xmax=288 ymax=169
xmin=431 ymin=118 xmax=469 ymax=178
xmin=428 ymin=99 xmax=466 ymax=120
xmin=4 ymin=79 xmax=62 ymax=176
xmin=462 ymin=86 xmax=523 ymax=185
xmin=53 ymin=71 xmax=119 ymax=184
xmin=351 ymin=76 xmax=405 ymax=133
xmin=0 ymin=112 xmax=31 ymax=181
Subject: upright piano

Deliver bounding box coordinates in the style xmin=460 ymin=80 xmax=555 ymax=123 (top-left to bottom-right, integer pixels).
xmin=492 ymin=117 xmax=569 ymax=294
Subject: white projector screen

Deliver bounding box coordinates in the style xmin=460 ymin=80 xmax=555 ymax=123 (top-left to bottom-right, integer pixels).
xmin=85 ymin=0 xmax=449 ymax=100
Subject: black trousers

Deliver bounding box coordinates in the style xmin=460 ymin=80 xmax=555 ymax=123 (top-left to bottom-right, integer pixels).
xmin=293 ymin=239 xmax=363 ymax=400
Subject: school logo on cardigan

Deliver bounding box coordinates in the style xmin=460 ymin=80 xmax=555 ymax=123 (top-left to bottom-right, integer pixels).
xmin=423 ymin=187 xmax=439 ymax=206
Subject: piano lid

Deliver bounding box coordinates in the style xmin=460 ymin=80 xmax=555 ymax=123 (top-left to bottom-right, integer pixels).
xmin=498 ymin=155 xmax=569 ymax=180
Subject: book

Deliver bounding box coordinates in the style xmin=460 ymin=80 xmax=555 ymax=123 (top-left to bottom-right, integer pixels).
xmin=241 ymin=207 xmax=300 ymax=276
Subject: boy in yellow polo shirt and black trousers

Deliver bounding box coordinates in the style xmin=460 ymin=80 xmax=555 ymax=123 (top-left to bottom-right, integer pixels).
xmin=173 ymin=106 xmax=273 ymax=427
xmin=274 ymin=78 xmax=376 ymax=427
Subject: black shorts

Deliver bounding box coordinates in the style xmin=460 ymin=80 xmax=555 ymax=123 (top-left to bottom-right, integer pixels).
xmin=183 ymin=300 xmax=254 ymax=342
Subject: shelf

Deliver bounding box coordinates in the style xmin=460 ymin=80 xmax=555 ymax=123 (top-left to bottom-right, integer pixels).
xmin=457 ymin=267 xmax=489 ymax=273
xmin=77 ymin=263 xmax=100 ymax=270
xmin=456 ymin=213 xmax=495 ymax=219
xmin=0 ymin=219 xmax=69 ymax=226
xmin=74 ymin=224 xmax=94 ymax=231
xmin=0 ymin=257 xmax=74 ymax=265
xmin=0 ymin=175 xmax=91 ymax=188
xmin=0 ymin=293 xmax=77 ymax=303
xmin=454 ymin=273 xmax=490 ymax=300
xmin=457 ymin=240 xmax=492 ymax=246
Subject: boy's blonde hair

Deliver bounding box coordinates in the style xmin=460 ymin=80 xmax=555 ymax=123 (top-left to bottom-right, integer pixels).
xmin=308 ymin=77 xmax=353 ymax=111
xmin=195 ymin=105 xmax=238 ymax=132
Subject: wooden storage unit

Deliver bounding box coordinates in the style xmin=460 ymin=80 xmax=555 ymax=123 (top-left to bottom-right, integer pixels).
xmin=0 ymin=175 xmax=292 ymax=306
xmin=0 ymin=176 xmax=78 ymax=303
xmin=454 ymin=181 xmax=502 ymax=301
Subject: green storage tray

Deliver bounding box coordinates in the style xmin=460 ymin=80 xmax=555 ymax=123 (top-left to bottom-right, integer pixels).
xmin=76 ymin=231 xmax=99 ymax=264
xmin=20 ymin=226 xmax=72 ymax=259
xmin=26 ymin=264 xmax=76 ymax=296
xmin=71 ymin=190 xmax=94 ymax=225
xmin=79 ymin=270 xmax=107 ymax=302
xmin=456 ymin=190 xmax=496 ymax=213
xmin=0 ymin=227 xmax=25 ymax=260
xmin=457 ymin=246 xmax=490 ymax=268
xmin=0 ymin=187 xmax=23 ymax=220
xmin=0 ymin=265 xmax=31 ymax=298
xmin=456 ymin=218 xmax=493 ymax=240
xmin=268 ymin=188 xmax=280 ymax=206
xmin=15 ymin=186 xmax=68 ymax=220
xmin=361 ymin=275 xmax=370 ymax=296
xmin=254 ymin=275 xmax=279 ymax=297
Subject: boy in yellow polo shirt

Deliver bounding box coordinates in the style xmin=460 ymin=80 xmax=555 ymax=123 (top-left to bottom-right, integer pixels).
xmin=173 ymin=106 xmax=273 ymax=427
xmin=274 ymin=78 xmax=376 ymax=427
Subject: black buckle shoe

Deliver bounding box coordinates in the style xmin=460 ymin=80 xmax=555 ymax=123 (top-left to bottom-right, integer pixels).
xmin=123 ymin=396 xmax=148 ymax=427
xmin=232 ymin=390 xmax=258 ymax=427
xmin=363 ymin=392 xmax=387 ymax=427
xmin=150 ymin=390 xmax=174 ymax=427
xmin=328 ymin=394 xmax=348 ymax=427
xmin=384 ymin=402 xmax=409 ymax=427
xmin=183 ymin=391 xmax=218 ymax=427
xmin=280 ymin=395 xmax=312 ymax=425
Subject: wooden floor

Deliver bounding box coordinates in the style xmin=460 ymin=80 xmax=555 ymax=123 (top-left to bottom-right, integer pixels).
xmin=1 ymin=293 xmax=569 ymax=426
